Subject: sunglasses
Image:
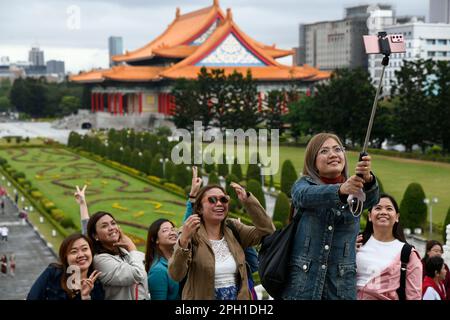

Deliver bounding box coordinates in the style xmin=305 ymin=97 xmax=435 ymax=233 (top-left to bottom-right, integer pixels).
xmin=207 ymin=196 xmax=230 ymax=205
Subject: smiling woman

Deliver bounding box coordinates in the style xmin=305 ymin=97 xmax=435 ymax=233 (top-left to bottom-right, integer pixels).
xmin=85 ymin=211 xmax=150 ymax=300
xmin=282 ymin=132 xmax=380 ymax=300
xmin=356 ymin=193 xmax=422 ymax=300
xmin=27 ymin=233 xmax=104 ymax=300
xmin=168 ymin=183 xmax=275 ymax=300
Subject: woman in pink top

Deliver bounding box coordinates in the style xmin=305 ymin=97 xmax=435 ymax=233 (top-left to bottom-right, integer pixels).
xmin=356 ymin=193 xmax=422 ymax=300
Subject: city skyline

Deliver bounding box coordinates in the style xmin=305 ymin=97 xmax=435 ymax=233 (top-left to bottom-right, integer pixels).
xmin=1 ymin=0 xmax=427 ymax=73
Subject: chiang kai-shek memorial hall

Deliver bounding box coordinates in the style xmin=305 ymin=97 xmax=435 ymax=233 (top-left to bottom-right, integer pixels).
xmin=70 ymin=0 xmax=330 ymax=129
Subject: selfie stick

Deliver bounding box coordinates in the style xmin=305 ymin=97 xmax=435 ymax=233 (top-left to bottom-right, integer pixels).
xmin=348 ymin=32 xmax=390 ymax=217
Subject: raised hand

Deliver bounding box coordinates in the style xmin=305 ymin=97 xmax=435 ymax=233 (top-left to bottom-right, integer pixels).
xmin=81 ymin=270 xmax=102 ymax=299
xmin=356 ymin=234 xmax=363 ymax=251
xmin=339 ymin=176 xmax=365 ymax=195
xmin=113 ymin=230 xmax=137 ymax=252
xmin=179 ymin=214 xmax=201 ymax=248
xmin=355 ymin=155 xmax=373 ymax=184
xmin=230 ymin=182 xmax=248 ymax=202
xmin=189 ymin=166 xmax=203 ymax=198
xmin=74 ymin=185 xmax=87 ymax=205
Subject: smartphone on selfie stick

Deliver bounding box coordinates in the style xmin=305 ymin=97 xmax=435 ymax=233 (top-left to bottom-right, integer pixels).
xmin=348 ymin=32 xmax=406 ymax=216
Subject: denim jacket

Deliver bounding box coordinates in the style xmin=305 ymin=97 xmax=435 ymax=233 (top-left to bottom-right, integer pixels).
xmin=27 ymin=264 xmax=105 ymax=300
xmin=282 ymin=175 xmax=379 ymax=300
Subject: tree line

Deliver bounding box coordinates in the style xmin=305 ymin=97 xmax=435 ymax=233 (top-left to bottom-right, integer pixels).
xmin=2 ymin=77 xmax=86 ymax=118
xmin=173 ymin=60 xmax=450 ymax=156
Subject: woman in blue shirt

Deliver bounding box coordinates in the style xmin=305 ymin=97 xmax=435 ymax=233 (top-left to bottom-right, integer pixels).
xmin=145 ymin=218 xmax=179 ymax=300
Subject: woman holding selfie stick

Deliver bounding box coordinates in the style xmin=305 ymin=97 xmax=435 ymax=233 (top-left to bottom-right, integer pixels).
xmin=282 ymin=132 xmax=379 ymax=300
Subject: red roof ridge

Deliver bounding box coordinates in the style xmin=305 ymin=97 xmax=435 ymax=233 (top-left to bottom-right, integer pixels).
xmin=163 ymin=18 xmax=282 ymax=77
xmin=113 ymin=4 xmax=222 ymax=63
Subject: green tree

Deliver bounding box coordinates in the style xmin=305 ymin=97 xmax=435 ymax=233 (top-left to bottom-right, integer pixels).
xmin=68 ymin=131 xmax=81 ymax=148
xmin=204 ymin=162 xmax=216 ymax=174
xmin=165 ymin=160 xmax=176 ymax=182
xmin=150 ymin=153 xmax=164 ymax=178
xmin=231 ymin=158 xmax=243 ymax=181
xmin=247 ymin=179 xmax=266 ymax=209
xmin=265 ymin=90 xmax=285 ymax=133
xmin=9 ymin=78 xmax=27 ymax=112
xmin=130 ymin=149 xmax=141 ymax=170
xmin=302 ymin=68 xmax=375 ymax=147
xmin=217 ymin=154 xmax=229 ymax=178
xmin=174 ymin=164 xmax=191 ymax=189
xmin=400 ymin=183 xmax=427 ymax=230
xmin=0 ymin=96 xmax=11 ymax=111
xmin=140 ymin=150 xmax=153 ymax=175
xmin=121 ymin=146 xmax=132 ymax=165
xmin=281 ymin=160 xmax=298 ymax=197
xmin=230 ymin=70 xmax=262 ymax=130
xmin=273 ymin=192 xmax=290 ymax=227
xmin=431 ymin=61 xmax=450 ymax=153
xmin=285 ymin=95 xmax=315 ymax=142
xmin=391 ymin=59 xmax=435 ymax=152
xmin=246 ymin=164 xmax=261 ymax=183
xmin=172 ymin=79 xmax=200 ymax=131
xmin=208 ymin=171 xmax=220 ymax=185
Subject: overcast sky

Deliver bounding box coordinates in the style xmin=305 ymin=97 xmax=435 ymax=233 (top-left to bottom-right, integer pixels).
xmin=0 ymin=0 xmax=428 ymax=73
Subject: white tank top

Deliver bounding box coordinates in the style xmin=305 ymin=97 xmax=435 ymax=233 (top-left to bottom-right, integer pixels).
xmin=210 ymin=237 xmax=237 ymax=289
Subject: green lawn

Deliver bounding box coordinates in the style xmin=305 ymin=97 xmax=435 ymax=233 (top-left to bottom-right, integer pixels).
xmin=0 ymin=147 xmax=187 ymax=250
xmin=2 ymin=144 xmax=450 ymax=251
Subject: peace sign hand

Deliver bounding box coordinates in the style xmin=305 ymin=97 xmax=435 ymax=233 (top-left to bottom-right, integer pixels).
xmin=74 ymin=185 xmax=87 ymax=205
xmin=81 ymin=270 xmax=102 ymax=298
xmin=189 ymin=166 xmax=203 ymax=198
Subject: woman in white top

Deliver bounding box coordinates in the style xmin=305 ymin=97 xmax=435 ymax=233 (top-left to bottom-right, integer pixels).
xmin=168 ymin=184 xmax=275 ymax=300
xmin=356 ymin=193 xmax=422 ymax=300
xmin=75 ymin=185 xmax=149 ymax=300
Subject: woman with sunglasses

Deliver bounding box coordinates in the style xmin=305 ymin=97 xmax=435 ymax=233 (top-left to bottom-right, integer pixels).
xmin=168 ymin=182 xmax=275 ymax=300
xmin=182 ymin=166 xmax=260 ymax=299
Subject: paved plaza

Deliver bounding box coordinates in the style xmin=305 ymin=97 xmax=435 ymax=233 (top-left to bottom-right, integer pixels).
xmin=0 ymin=196 xmax=56 ymax=300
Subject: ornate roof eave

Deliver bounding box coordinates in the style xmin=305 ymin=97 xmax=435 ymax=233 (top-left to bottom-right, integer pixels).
xmin=112 ymin=4 xmax=226 ymax=63
xmin=161 ymin=14 xmax=283 ymax=78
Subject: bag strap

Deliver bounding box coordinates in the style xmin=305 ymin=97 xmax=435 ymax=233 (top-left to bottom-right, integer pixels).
xmin=396 ymin=243 xmax=413 ymax=301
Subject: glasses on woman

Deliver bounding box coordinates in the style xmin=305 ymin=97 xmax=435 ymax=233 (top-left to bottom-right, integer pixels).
xmin=207 ymin=196 xmax=230 ymax=205
xmin=318 ymin=146 xmax=345 ymax=156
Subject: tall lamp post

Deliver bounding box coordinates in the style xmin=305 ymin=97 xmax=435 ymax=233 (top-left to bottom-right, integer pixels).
xmin=159 ymin=158 xmax=169 ymax=178
xmin=424 ymin=197 xmax=438 ymax=237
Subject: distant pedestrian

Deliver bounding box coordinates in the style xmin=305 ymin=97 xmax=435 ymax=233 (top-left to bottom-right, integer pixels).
xmin=1 ymin=226 xmax=8 ymax=241
xmin=1 ymin=255 xmax=7 ymax=275
xmin=9 ymin=253 xmax=15 ymax=277
xmin=14 ymin=192 xmax=18 ymax=205
xmin=1 ymin=199 xmax=4 ymax=214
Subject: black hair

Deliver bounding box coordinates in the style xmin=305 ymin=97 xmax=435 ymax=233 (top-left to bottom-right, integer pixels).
xmin=144 ymin=218 xmax=174 ymax=272
xmin=361 ymin=193 xmax=406 ymax=245
xmin=425 ymin=256 xmax=445 ymax=278
xmin=86 ymin=211 xmax=120 ymax=255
